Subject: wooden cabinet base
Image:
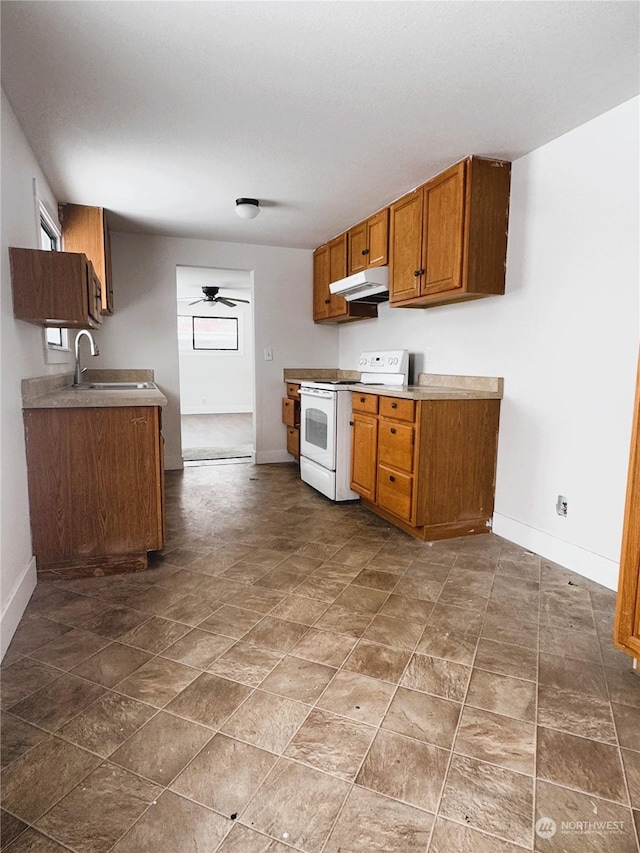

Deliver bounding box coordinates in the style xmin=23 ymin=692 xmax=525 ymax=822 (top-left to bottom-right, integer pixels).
xmin=23 ymin=406 xmax=165 ymax=577
xmin=360 ymin=498 xmax=492 ymax=541
xmin=36 ymin=553 xmax=150 ymax=581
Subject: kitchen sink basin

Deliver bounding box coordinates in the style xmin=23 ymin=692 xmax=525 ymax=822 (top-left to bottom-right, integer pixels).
xmin=73 ymin=381 xmax=155 ymax=390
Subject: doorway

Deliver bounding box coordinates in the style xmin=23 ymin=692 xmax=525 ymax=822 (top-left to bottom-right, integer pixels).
xmin=176 ymin=265 xmax=255 ymax=463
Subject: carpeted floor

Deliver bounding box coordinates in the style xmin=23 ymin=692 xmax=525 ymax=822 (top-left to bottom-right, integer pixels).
xmin=181 ymin=413 xmax=253 ymax=461
xmin=182 ymin=445 xmax=253 ymax=462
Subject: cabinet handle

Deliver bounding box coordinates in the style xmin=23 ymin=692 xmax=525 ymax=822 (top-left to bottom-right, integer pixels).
xmin=324 ymin=298 xmax=331 ymax=304
xmin=360 ymin=397 xmax=365 ymax=403
xmin=362 ymin=248 xmax=369 ymax=255
xmin=349 ymin=420 xmax=354 ymax=426
xmin=389 ymin=475 xmax=396 ymax=482
xmin=413 ymin=269 xmax=425 ymax=277
xmin=391 ymin=402 xmax=397 ymax=409
xmin=390 ymin=427 xmax=396 ymax=434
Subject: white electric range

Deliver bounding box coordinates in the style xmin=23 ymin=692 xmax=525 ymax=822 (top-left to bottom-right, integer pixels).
xmin=299 ymin=350 xmax=409 ymax=501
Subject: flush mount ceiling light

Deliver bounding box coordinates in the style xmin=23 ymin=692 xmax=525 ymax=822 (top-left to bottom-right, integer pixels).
xmin=235 ymin=198 xmax=260 ymax=219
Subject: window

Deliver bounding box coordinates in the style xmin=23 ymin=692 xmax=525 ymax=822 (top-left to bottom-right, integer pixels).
xmin=177 ymin=315 xmax=239 ymax=351
xmin=40 ymin=216 xmax=59 ymax=251
xmin=38 ymin=206 xmax=68 ymax=349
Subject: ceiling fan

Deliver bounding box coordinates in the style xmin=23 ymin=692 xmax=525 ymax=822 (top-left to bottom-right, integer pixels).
xmin=186 ymin=286 xmax=250 ymax=308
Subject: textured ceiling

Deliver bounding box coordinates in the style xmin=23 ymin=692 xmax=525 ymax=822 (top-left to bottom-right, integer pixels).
xmin=2 ymin=1 xmax=638 ymax=249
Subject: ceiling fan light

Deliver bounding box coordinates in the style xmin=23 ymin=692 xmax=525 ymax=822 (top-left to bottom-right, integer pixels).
xmin=235 ymin=198 xmax=260 ymax=219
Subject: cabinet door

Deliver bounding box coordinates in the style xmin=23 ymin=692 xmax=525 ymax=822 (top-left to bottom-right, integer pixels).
xmin=367 ymin=208 xmax=389 ymax=267
xmin=422 ymin=161 xmax=466 ymax=296
xmin=348 ymin=222 xmax=368 ymax=275
xmin=59 ymin=203 xmax=113 ymax=315
xmin=286 ymin=427 xmax=300 ymax=458
xmin=350 ymin=413 xmax=378 ymax=501
xmin=282 ymin=397 xmax=299 ymax=427
xmin=328 ymin=234 xmax=348 ymax=318
xmin=389 ymin=190 xmax=423 ymax=303
xmin=313 ymin=245 xmax=331 ymax=321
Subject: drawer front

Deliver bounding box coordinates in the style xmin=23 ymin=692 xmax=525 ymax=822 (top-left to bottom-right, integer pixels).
xmin=378 ymin=419 xmax=415 ymax=474
xmin=282 ymin=397 xmax=299 ymax=427
xmin=286 ymin=426 xmax=300 ymax=457
xmin=379 ymin=396 xmax=415 ymax=422
xmin=286 ymin=383 xmax=301 ymax=400
xmin=377 ymin=465 xmax=413 ymax=522
xmin=352 ymin=392 xmax=379 ymax=415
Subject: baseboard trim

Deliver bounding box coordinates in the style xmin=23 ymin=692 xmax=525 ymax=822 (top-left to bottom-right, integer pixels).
xmin=492 ymin=513 xmax=619 ymax=591
xmin=1 ymin=555 xmax=37 ymax=659
xmin=165 ymin=454 xmax=185 ymax=471
xmin=181 ymin=406 xmax=253 ymax=415
xmin=255 ymin=450 xmax=295 ymax=464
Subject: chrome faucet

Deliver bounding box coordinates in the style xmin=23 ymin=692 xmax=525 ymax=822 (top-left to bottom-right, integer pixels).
xmin=73 ymin=330 xmax=100 ymax=385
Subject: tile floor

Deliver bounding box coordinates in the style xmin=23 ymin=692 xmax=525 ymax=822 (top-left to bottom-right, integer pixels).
xmin=1 ymin=461 xmax=639 ymax=852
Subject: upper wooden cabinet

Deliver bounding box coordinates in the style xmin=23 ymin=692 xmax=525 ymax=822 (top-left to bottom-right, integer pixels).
xmin=348 ymin=208 xmax=389 ymax=275
xmin=58 ymin=203 xmax=113 ymax=315
xmin=10 ymin=247 xmax=103 ymax=329
xmin=313 ymin=233 xmax=377 ymax=324
xmin=614 ymin=352 xmax=640 ymax=660
xmin=389 ymin=157 xmax=511 ymax=308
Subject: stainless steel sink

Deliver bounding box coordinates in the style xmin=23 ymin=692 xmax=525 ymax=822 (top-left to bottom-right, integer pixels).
xmin=73 ymin=381 xmax=155 ymax=390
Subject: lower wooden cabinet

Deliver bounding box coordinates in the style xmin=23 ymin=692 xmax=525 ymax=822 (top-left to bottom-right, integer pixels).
xmin=614 ymin=353 xmax=640 ymax=660
xmin=283 ymin=383 xmax=301 ymax=460
xmin=23 ymin=405 xmax=165 ymax=576
xmin=351 ymin=392 xmax=501 ymax=540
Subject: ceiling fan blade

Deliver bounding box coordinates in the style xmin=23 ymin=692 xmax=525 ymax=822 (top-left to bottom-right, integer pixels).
xmin=232 ymin=297 xmax=251 ymax=304
xmin=217 ymin=297 xmax=236 ymax=307
xmin=189 ymin=298 xmax=205 ymax=305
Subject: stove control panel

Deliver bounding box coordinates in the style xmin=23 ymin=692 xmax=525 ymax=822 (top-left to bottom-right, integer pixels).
xmin=358 ymin=350 xmax=409 ymax=385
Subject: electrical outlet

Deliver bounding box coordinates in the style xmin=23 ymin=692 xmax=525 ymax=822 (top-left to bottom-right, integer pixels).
xmin=264 ymin=347 xmax=273 ymax=361
xmin=556 ymin=495 xmax=568 ymax=517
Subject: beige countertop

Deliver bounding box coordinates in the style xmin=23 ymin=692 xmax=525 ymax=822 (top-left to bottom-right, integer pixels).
xmin=285 ymin=371 xmax=503 ymax=401
xmin=22 ymin=369 xmax=168 ymax=409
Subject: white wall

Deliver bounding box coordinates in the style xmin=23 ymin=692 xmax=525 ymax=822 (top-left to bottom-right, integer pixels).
xmin=93 ymin=233 xmax=338 ymax=467
xmin=0 ymin=91 xmax=67 ymax=656
xmin=339 ymin=97 xmax=640 ymax=590
xmin=178 ymin=298 xmax=254 ymax=415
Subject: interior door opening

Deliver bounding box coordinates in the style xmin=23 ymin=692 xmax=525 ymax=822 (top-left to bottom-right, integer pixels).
xmin=176 ymin=265 xmax=255 ymax=464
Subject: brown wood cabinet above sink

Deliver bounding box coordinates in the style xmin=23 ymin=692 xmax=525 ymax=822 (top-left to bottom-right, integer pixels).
xmin=10 ymin=247 xmax=103 ymax=329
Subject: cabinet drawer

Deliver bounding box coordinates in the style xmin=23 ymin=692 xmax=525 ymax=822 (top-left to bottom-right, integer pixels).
xmin=377 ymin=465 xmax=413 ymax=522
xmin=352 ymin=392 xmax=379 ymax=415
xmin=282 ymin=397 xmax=299 ymax=427
xmin=378 ymin=420 xmax=414 ymax=474
xmin=286 ymin=426 xmax=300 ymax=457
xmin=286 ymin=383 xmax=300 ymax=400
xmin=380 ymin=396 xmax=415 ymax=423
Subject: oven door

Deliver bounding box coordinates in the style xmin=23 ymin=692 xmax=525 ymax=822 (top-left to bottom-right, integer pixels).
xmin=300 ymin=387 xmax=336 ymax=471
